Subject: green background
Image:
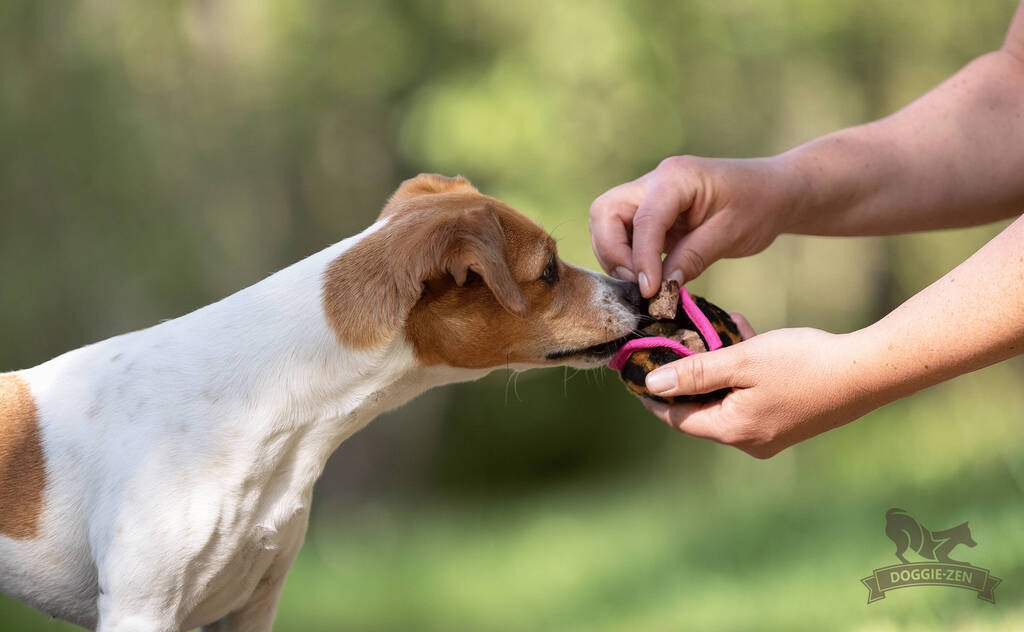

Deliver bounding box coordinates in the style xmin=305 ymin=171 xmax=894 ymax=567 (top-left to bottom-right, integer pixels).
xmin=2 ymin=1 xmax=1022 ymax=630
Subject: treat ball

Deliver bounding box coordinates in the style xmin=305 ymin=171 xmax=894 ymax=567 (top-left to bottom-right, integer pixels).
xmin=617 ymin=284 xmax=742 ymax=404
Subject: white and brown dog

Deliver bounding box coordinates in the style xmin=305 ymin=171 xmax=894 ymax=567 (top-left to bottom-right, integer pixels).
xmin=0 ymin=174 xmax=641 ymax=632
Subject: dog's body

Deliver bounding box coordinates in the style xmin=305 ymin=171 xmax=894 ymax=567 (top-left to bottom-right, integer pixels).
xmin=0 ymin=175 xmax=640 ymax=631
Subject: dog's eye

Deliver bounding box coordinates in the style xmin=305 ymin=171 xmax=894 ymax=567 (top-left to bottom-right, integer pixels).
xmin=539 ymin=256 xmax=558 ymax=285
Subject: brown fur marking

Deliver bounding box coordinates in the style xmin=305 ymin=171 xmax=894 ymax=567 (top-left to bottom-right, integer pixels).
xmin=0 ymin=374 xmax=45 ymax=539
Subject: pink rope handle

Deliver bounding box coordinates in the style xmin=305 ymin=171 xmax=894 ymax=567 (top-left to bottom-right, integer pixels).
xmin=607 ymin=287 xmax=724 ymax=371
xmin=680 ymin=287 xmax=723 ymax=351
xmin=607 ymin=336 xmax=693 ymax=371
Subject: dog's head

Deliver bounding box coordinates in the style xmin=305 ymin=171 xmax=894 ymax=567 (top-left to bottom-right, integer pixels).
xmin=323 ymin=174 xmax=641 ymax=369
xmin=934 ymin=522 xmax=977 ymax=548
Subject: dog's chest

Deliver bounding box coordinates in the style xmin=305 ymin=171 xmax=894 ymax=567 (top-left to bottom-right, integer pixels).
xmin=179 ymin=499 xmax=309 ymax=628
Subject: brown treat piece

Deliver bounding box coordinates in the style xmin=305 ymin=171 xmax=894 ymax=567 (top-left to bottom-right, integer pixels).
xmin=675 ymin=329 xmax=707 ymax=353
xmin=648 ymin=279 xmax=679 ymax=320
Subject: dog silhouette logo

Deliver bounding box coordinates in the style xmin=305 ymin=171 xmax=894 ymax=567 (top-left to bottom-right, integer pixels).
xmin=862 ymin=508 xmax=1001 ymax=603
xmin=885 ymin=508 xmax=976 ymax=565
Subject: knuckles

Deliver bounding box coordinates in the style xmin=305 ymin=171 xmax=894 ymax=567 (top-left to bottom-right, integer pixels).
xmin=631 ymin=209 xmax=671 ymax=233
xmin=588 ymin=189 xmax=626 ymax=222
xmin=658 ymin=154 xmax=700 ymax=174
xmin=588 ymin=196 xmax=611 ymax=220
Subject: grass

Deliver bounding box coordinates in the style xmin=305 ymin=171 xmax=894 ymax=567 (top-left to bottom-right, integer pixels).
xmin=3 ymin=364 xmax=1023 ymax=630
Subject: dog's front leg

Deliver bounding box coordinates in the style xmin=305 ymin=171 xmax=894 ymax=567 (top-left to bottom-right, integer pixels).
xmin=93 ymin=568 xmax=187 ymax=632
xmin=198 ymin=560 xmax=292 ymax=632
xmin=95 ymin=598 xmax=179 ymax=632
xmin=199 ymin=521 xmax=307 ymax=632
xmin=93 ymin=547 xmax=185 ymax=632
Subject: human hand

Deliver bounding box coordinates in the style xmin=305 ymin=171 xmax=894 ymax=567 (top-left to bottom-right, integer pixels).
xmin=640 ymin=323 xmax=885 ymax=458
xmin=589 ymin=156 xmax=794 ymax=297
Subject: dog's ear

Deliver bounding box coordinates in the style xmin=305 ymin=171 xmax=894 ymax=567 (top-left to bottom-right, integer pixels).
xmin=324 ymin=201 xmax=526 ymax=349
xmin=440 ymin=205 xmax=528 ymax=318
xmin=379 ymin=173 xmax=479 ymax=220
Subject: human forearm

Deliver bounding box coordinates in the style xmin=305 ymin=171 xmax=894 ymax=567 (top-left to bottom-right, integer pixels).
xmin=776 ymin=50 xmax=1024 ymax=237
xmin=839 ymin=215 xmax=1024 ymax=408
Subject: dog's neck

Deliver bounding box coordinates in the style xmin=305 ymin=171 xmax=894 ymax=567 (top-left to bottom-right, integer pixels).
xmin=36 ymin=221 xmax=485 ymax=511
xmin=161 ymin=221 xmax=482 ymax=465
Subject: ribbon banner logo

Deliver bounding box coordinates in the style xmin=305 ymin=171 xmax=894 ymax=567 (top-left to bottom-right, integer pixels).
xmin=862 ymin=508 xmax=1001 ymax=604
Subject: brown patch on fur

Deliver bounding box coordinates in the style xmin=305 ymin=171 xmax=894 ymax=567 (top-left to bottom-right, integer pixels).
xmin=323 ymin=174 xmax=528 ymax=349
xmin=0 ymin=374 xmax=45 ymax=539
xmin=323 ymin=173 xmax=638 ymax=367
xmin=407 ymin=257 xmax=609 ymax=368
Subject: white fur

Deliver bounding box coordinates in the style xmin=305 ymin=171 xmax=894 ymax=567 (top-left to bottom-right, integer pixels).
xmin=0 ymin=220 xmax=634 ymax=632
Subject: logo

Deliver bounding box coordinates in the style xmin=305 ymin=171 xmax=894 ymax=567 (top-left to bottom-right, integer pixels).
xmin=861 ymin=508 xmax=1001 ymax=603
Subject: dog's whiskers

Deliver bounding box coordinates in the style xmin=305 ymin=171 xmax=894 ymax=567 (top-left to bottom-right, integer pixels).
xmin=503 ymin=350 xmax=514 ymax=405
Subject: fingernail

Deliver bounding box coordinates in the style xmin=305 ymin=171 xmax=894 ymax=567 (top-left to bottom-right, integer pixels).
xmin=638 ymin=271 xmax=652 ymax=296
xmin=613 ymin=266 xmax=635 ymax=282
xmin=646 ymin=368 xmax=677 ymax=394
xmin=666 ymin=269 xmax=683 ymax=284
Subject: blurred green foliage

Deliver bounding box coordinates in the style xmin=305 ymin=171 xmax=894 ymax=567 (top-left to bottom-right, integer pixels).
xmin=1 ymin=1 xmax=1022 ymax=630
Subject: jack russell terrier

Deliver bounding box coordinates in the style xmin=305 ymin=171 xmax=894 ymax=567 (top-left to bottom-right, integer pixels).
xmin=0 ymin=174 xmax=642 ymax=632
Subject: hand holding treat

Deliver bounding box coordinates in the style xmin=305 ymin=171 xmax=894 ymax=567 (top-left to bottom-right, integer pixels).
xmin=590 ymin=11 xmax=1024 ymax=457
xmin=610 ymin=280 xmax=743 ymax=404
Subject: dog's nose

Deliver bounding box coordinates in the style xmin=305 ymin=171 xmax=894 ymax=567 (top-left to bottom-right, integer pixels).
xmin=612 ymin=277 xmax=644 ymax=311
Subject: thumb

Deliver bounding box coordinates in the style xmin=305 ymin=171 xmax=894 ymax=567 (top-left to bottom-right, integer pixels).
xmin=662 ymin=220 xmax=727 ymax=283
xmin=645 ymin=344 xmax=751 ymax=397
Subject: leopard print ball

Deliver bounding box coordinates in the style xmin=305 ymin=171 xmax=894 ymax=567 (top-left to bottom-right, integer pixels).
xmin=620 ymin=294 xmax=742 ymax=404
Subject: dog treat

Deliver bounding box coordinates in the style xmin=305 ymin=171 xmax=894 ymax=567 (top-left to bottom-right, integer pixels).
xmin=609 ymin=287 xmax=742 ymax=405
xmin=648 ymin=280 xmax=679 ymax=320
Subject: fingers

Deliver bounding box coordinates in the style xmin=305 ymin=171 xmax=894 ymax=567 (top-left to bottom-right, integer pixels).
xmin=729 ymin=312 xmax=757 ymax=339
xmin=641 ymin=399 xmax=726 ymax=442
xmin=631 ymin=178 xmax=694 ymax=297
xmin=589 ymin=180 xmax=646 ymax=280
xmin=592 ymin=159 xmax=703 ymax=294
xmin=661 ymin=218 xmax=727 ymax=283
xmin=643 ymin=398 xmax=782 ymax=459
xmin=644 ymin=344 xmax=750 ymax=397
xmin=588 ymin=214 xmax=634 ymax=281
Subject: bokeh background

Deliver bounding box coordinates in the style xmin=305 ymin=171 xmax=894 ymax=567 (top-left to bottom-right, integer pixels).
xmin=2 ymin=1 xmax=1023 ymax=630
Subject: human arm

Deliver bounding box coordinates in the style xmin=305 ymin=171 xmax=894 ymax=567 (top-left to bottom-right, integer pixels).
xmin=641 ymin=214 xmax=1024 ymax=458
xmin=590 ymin=2 xmax=1024 ymax=296
xmin=781 ymin=47 xmax=1024 ymax=237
